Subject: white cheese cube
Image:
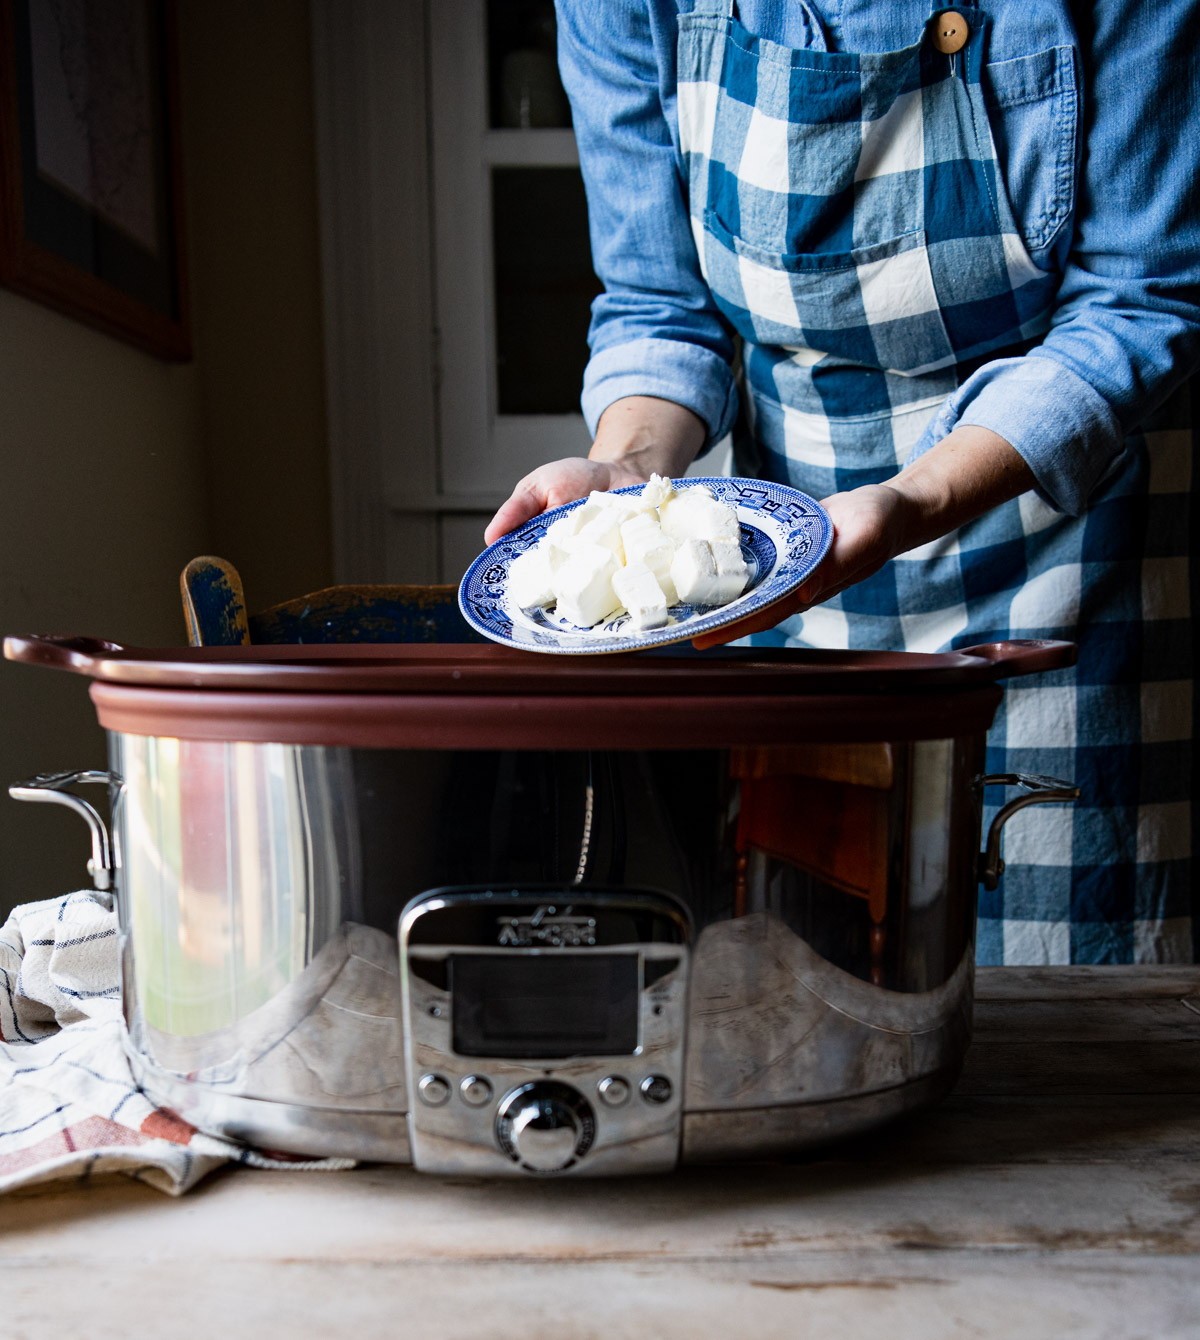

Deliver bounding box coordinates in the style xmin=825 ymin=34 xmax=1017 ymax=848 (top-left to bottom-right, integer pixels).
xmin=670 ymin=539 xmax=723 ymax=606
xmin=621 ymin=514 xmax=678 ymax=605
xmin=659 ymin=489 xmax=739 ymax=544
xmin=571 ymin=508 xmax=626 ymax=560
xmin=554 ymin=543 xmax=621 ymax=628
xmin=544 ymin=499 xmax=603 ymax=548
xmin=586 ymin=488 xmax=657 ymax=526
xmin=710 ymin=537 xmax=750 ymax=603
xmin=679 ymin=483 xmax=715 ymax=502
xmin=613 ymin=562 xmax=669 ymax=630
xmin=507 ymin=544 xmax=563 ymax=609
xmin=640 ymin=473 xmax=676 ymax=510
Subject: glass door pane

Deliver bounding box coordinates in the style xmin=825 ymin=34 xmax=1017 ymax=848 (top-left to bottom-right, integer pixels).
xmin=487 ymin=0 xmax=571 ymax=128
xmin=492 ymin=166 xmax=601 ymax=415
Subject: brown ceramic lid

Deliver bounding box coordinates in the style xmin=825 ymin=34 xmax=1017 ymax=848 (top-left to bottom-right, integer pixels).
xmin=3 ymin=635 xmax=1075 ymax=695
xmin=5 ymin=635 xmax=1076 ymax=749
xmin=86 ymin=682 xmax=1007 ymax=749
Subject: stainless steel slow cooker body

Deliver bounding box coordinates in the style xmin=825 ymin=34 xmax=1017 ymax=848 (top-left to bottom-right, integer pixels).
xmin=5 ymin=636 xmax=1079 ymax=1176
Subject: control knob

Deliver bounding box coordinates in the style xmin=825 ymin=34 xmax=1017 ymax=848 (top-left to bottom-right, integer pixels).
xmin=495 ymin=1081 xmax=595 ymax=1173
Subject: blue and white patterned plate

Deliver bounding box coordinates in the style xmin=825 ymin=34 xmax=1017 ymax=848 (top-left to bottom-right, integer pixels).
xmin=458 ymin=478 xmax=833 ymax=654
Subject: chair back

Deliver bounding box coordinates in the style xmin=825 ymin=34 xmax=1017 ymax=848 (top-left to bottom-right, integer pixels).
xmin=181 ymin=556 xmax=483 ymax=646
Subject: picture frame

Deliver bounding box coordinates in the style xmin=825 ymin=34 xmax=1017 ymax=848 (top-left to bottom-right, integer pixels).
xmin=0 ymin=0 xmax=189 ymax=360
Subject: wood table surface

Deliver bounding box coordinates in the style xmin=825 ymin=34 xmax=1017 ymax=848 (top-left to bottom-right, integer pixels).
xmin=3 ymin=966 xmax=1198 ymax=1339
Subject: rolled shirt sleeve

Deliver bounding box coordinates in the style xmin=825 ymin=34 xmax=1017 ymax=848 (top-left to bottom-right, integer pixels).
xmin=923 ymin=0 xmax=1200 ymax=515
xmin=557 ymin=0 xmax=739 ymax=447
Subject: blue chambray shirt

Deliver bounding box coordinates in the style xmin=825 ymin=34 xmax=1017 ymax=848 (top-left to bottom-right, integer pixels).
xmin=559 ymin=0 xmax=1200 ymax=515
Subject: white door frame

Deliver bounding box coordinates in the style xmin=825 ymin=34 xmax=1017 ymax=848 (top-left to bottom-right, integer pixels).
xmin=311 ymin=0 xmax=592 ymax=583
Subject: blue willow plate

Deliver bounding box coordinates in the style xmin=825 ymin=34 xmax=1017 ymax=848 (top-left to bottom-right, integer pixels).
xmin=458 ymin=477 xmax=833 ymax=655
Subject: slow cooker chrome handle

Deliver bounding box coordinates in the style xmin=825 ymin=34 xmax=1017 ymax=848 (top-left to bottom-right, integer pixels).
xmin=8 ymin=770 xmax=120 ymax=893
xmin=977 ymin=772 xmax=1080 ymax=891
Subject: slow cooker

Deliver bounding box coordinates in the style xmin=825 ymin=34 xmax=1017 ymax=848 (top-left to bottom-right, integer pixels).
xmin=5 ymin=633 xmax=1078 ymax=1176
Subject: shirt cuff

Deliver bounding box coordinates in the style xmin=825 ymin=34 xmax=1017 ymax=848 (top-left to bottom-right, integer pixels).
xmin=915 ymin=352 xmax=1127 ymax=517
xmin=581 ymin=338 xmax=739 ymax=452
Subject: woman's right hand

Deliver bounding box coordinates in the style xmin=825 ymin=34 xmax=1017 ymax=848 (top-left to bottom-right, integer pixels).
xmin=484 ymin=395 xmax=708 ymax=544
xmin=484 ymin=457 xmax=652 ymax=545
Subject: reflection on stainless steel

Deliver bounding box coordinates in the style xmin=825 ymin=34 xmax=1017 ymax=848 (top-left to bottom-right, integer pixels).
xmin=8 ymin=770 xmax=119 ymax=892
xmin=685 ymin=912 xmax=972 ymax=1111
xmin=128 ymin=923 xmax=406 ymax=1110
xmin=682 ymin=1069 xmax=962 ymax=1161
xmin=102 ymin=735 xmax=1074 ymax=1172
xmin=128 ymin=1049 xmax=412 ymax=1162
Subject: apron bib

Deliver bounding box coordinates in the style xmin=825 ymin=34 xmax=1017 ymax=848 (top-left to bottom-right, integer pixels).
xmin=677 ymin=0 xmax=1195 ymax=965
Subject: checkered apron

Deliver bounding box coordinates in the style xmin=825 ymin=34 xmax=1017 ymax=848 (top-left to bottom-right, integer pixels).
xmin=679 ymin=1 xmax=1195 ymax=963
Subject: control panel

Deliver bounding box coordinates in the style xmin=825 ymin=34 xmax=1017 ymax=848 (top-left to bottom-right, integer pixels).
xmin=399 ymin=888 xmax=690 ymax=1176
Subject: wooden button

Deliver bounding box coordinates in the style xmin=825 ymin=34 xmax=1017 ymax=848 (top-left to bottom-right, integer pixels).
xmin=932 ymin=10 xmax=969 ymax=54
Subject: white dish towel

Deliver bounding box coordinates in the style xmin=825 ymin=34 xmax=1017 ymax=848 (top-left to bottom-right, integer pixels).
xmin=0 ymin=891 xmax=354 ymax=1194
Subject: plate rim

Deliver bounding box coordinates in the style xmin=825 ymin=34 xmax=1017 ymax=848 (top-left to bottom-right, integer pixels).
xmin=457 ymin=476 xmax=833 ymax=655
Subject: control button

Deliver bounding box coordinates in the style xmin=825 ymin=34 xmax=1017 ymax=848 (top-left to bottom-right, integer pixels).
xmin=418 ymin=1073 xmax=451 ymax=1107
xmin=597 ymin=1075 xmax=630 ymax=1108
xmin=931 ymin=10 xmax=968 ymax=54
xmin=640 ymin=1074 xmax=673 ymax=1105
xmin=460 ymin=1074 xmax=493 ymax=1107
xmin=496 ymin=1081 xmax=596 ymax=1173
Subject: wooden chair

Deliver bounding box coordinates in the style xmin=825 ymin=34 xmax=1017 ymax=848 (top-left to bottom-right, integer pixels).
xmin=180 ymin=556 xmax=484 ymax=646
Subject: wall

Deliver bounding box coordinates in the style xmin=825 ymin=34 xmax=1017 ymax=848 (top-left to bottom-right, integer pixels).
xmin=0 ymin=291 xmax=208 ymax=913
xmin=0 ymin=1 xmax=334 ymax=918
xmin=180 ymin=0 xmax=333 ymax=611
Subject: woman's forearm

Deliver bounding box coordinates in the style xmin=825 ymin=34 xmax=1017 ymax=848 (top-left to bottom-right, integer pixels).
xmin=693 ymin=423 xmax=1038 ymax=647
xmin=882 ymin=425 xmax=1037 ymax=555
xmin=588 ymin=395 xmax=707 ymax=481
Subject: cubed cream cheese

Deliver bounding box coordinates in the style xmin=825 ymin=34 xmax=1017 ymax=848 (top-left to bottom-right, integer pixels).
xmin=640 ymin=473 xmax=677 ymax=510
xmin=507 ymin=543 xmax=565 ymax=608
xmin=709 ymin=537 xmax=750 ymax=603
xmin=570 ymin=508 xmax=626 ymax=560
xmin=613 ymin=562 xmax=669 ymax=630
xmin=670 ymin=538 xmax=723 ymax=605
xmin=659 ymin=489 xmax=739 ymax=544
xmin=544 ymin=498 xmax=605 ymax=548
xmin=554 ymin=543 xmax=622 ymax=628
xmin=513 ymin=477 xmax=749 ymax=630
xmin=620 ymin=513 xmax=678 ymax=605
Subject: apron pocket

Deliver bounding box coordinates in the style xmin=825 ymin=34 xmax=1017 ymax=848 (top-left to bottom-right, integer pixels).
xmin=983 ymin=45 xmax=1079 ymax=255
xmin=701 ymin=210 xmax=956 ymax=374
xmin=679 ymin=14 xmax=926 ymax=258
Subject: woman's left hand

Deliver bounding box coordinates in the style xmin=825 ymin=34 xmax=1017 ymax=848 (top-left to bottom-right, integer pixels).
xmin=691 ymin=483 xmax=914 ymax=649
xmin=690 ymin=424 xmax=1037 ymax=650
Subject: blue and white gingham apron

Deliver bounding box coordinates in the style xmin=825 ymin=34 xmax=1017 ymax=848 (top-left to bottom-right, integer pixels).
xmin=679 ymin=0 xmax=1195 ymax=963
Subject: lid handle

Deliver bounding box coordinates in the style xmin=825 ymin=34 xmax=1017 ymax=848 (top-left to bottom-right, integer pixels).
xmin=3 ymin=634 xmax=125 ymax=673
xmin=958 ymin=639 xmax=1077 ymax=679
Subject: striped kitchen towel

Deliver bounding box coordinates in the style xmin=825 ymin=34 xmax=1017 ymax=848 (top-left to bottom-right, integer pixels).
xmin=0 ymin=891 xmax=354 ymax=1194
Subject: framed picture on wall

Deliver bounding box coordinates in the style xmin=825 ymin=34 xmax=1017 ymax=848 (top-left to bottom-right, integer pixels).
xmin=0 ymin=0 xmax=189 ymax=360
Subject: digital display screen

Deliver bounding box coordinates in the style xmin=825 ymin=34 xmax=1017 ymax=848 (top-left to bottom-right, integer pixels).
xmin=451 ymin=954 xmax=639 ymax=1059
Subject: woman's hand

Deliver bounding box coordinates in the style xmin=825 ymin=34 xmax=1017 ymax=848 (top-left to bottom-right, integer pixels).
xmin=692 ymin=424 xmax=1036 ymax=650
xmin=484 ymin=458 xmax=651 ymax=546
xmin=484 ymin=395 xmax=706 ymax=545
xmin=691 ymin=484 xmax=914 ymax=648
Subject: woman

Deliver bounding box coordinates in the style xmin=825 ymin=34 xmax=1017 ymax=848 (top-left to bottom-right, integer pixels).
xmin=485 ymin=1 xmax=1199 ymax=964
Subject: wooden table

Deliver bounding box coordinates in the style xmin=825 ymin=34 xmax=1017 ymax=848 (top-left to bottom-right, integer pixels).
xmin=3 ymin=967 xmax=1198 ymax=1339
